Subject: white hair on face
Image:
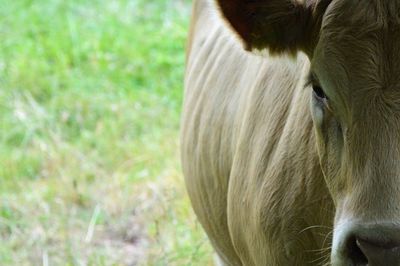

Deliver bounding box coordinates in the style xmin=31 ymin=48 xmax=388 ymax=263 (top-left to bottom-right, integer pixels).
xmin=331 ymin=218 xmax=355 ymax=265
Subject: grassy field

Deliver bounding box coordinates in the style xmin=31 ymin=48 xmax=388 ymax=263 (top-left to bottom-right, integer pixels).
xmin=0 ymin=0 xmax=213 ymax=265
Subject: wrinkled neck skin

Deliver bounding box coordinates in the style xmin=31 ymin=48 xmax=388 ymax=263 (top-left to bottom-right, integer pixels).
xmin=183 ymin=1 xmax=336 ymax=264
xmin=226 ymin=54 xmax=335 ymax=265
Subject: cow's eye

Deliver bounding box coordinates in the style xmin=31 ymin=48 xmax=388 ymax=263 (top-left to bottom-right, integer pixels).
xmin=312 ymin=85 xmax=327 ymax=100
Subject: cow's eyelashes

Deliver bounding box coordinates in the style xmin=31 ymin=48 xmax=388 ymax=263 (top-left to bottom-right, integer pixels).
xmin=312 ymin=85 xmax=327 ymax=100
xmin=307 ymin=72 xmax=327 ymax=101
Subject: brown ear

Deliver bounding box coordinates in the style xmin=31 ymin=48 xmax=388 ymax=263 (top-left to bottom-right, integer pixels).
xmin=215 ymin=0 xmax=330 ymax=54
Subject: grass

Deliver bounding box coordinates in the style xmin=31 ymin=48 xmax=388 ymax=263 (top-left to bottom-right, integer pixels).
xmin=0 ymin=0 xmax=213 ymax=265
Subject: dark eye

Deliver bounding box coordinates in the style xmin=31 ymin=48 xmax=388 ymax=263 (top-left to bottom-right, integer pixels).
xmin=312 ymin=85 xmax=327 ymax=100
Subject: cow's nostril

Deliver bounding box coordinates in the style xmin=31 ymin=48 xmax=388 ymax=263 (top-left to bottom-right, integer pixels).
xmin=355 ymin=237 xmax=400 ymax=265
xmin=346 ymin=236 xmax=368 ymax=265
xmin=334 ymin=224 xmax=400 ymax=265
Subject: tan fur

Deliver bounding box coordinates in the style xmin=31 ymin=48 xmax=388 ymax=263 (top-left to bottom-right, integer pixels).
xmin=181 ymin=0 xmax=400 ymax=265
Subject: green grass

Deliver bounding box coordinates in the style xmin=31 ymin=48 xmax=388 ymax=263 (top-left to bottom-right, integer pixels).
xmin=0 ymin=0 xmax=213 ymax=265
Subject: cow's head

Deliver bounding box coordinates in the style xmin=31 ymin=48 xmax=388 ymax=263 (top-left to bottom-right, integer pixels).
xmin=216 ymin=0 xmax=400 ymax=265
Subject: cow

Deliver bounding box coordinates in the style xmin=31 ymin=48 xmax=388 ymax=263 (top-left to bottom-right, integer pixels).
xmin=180 ymin=0 xmax=400 ymax=265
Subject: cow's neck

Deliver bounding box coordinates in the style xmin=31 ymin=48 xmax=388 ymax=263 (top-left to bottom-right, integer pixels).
xmin=228 ymin=55 xmax=335 ymax=264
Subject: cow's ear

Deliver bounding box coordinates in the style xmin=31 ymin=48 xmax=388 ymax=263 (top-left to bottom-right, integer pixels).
xmin=215 ymin=0 xmax=330 ymax=54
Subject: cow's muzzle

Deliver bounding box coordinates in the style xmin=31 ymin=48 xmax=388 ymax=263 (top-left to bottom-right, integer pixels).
xmin=332 ymin=222 xmax=400 ymax=266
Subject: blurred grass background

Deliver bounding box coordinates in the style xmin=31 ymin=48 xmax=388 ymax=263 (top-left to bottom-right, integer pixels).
xmin=0 ymin=0 xmax=213 ymax=265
